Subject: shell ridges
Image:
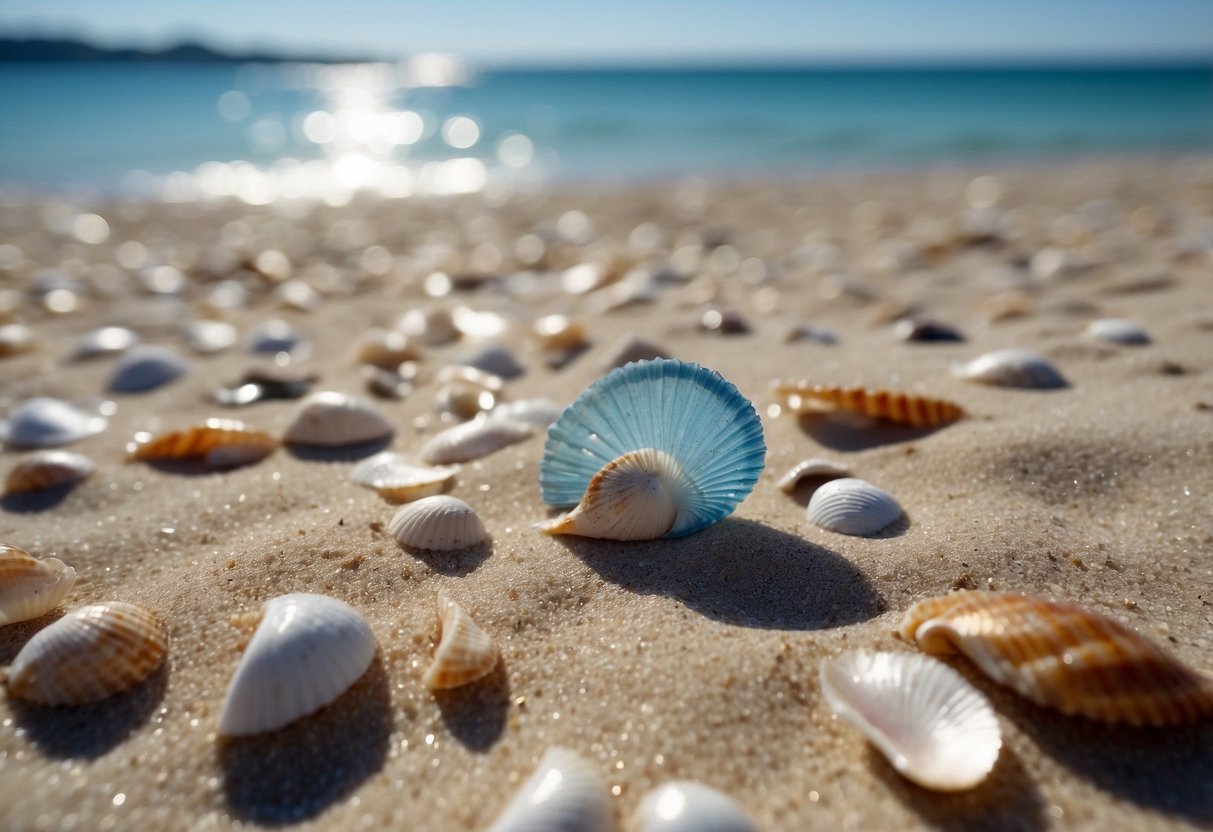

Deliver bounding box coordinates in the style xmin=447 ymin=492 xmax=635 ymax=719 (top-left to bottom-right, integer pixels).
xmin=389 ymin=495 xmax=487 ymax=551
xmin=422 ymin=591 xmax=499 ymax=690
xmin=485 ymin=747 xmax=613 ymax=832
xmin=806 ymin=478 xmax=902 ymax=536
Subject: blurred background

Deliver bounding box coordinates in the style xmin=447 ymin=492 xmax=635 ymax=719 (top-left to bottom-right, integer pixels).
xmin=0 ymin=0 xmax=1210 ymax=200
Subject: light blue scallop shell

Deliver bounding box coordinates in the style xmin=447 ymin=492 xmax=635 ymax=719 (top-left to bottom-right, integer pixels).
xmin=540 ymin=359 xmax=765 ymax=538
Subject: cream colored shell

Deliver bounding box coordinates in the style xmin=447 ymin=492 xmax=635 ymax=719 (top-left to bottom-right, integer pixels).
xmin=350 ymin=452 xmax=459 ymax=503
xmin=283 ymin=391 xmax=394 ymax=447
xmin=423 ymin=591 xmax=499 ymax=690
xmin=388 ymin=495 xmax=487 ymax=551
xmin=419 ymin=415 xmax=533 ymax=465
xmin=0 ymin=544 xmax=78 ymax=625
xmin=635 ymin=781 xmax=758 ymax=832
xmin=775 ymin=458 xmax=850 ymax=493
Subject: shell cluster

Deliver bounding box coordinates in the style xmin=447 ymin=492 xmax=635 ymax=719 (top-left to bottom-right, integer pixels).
xmin=774 ymin=382 xmax=965 ymax=428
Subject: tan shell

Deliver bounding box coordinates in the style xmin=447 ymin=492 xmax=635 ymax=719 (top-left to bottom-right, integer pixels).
xmin=127 ymin=419 xmax=277 ymax=468
xmin=774 ymin=382 xmax=965 ymax=428
xmin=420 ymin=416 xmax=533 ymax=464
xmin=900 ymin=591 xmax=1213 ymax=725
xmin=423 ymin=590 xmax=499 ymax=690
xmin=776 ymin=458 xmax=850 ymax=493
xmin=5 ymin=450 xmax=96 ymax=494
xmin=355 ymin=329 xmax=423 ymax=369
xmin=350 ymin=452 xmax=459 ymax=503
xmin=435 ymin=381 xmax=497 ymax=421
xmin=531 ymin=314 xmax=589 ymax=351
xmin=0 ymin=544 xmax=78 ymax=625
xmin=388 ymin=495 xmax=487 ymax=551
xmin=6 ymin=602 xmax=167 ymax=705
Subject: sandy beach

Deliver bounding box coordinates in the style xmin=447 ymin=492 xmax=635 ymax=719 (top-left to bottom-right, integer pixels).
xmin=1 ymin=155 xmax=1211 ymax=831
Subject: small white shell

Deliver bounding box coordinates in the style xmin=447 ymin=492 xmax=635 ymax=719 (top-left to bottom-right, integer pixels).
xmin=350 ymin=452 xmax=458 ymax=503
xmin=5 ymin=450 xmax=96 ymax=495
xmin=182 ymin=319 xmax=238 ymax=354
xmin=247 ymin=318 xmax=309 ymax=357
xmin=1086 ymin=318 xmax=1150 ymax=345
xmin=388 ymin=495 xmax=487 ymax=551
xmin=71 ymin=326 xmax=139 ymax=361
xmin=0 ymin=544 xmax=77 ymax=625
xmin=283 ymin=392 xmax=394 ymax=447
xmin=806 ymin=478 xmax=902 ymax=536
xmin=819 ymin=650 xmax=1002 ymax=792
xmin=420 ymin=416 xmax=533 ymax=464
xmin=492 ymin=399 xmax=565 ymax=430
xmin=423 ymin=590 xmax=499 ymax=690
xmin=458 ymin=344 xmax=525 ymax=379
xmin=218 ymin=593 xmax=376 ymax=736
xmin=108 ymin=345 xmax=189 ymax=393
xmin=485 ymin=747 xmax=613 ymax=832
xmin=776 ymin=458 xmax=851 ymax=493
xmin=635 ymin=782 xmax=757 ymax=832
xmin=953 ymin=349 xmax=1067 ymax=389
xmin=0 ymin=397 xmax=108 ymax=449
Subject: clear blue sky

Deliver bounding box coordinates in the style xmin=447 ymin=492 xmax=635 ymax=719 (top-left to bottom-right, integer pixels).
xmin=1 ymin=0 xmax=1209 ymax=65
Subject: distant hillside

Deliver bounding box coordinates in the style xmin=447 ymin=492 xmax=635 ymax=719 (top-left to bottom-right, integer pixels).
xmin=0 ymin=35 xmax=374 ymax=64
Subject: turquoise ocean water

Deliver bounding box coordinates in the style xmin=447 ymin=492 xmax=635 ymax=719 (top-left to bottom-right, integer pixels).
xmin=0 ymin=63 xmax=1210 ymax=195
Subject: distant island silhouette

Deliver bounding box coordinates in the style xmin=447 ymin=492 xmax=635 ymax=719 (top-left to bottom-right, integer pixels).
xmin=0 ymin=35 xmax=375 ymax=64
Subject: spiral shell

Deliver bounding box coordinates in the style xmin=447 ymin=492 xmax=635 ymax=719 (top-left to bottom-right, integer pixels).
xmin=952 ymin=349 xmax=1067 ymax=389
xmin=774 ymin=382 xmax=965 ymax=428
xmin=127 ymin=419 xmax=277 ymax=468
xmin=806 ymin=478 xmax=902 ymax=536
xmin=4 ymin=450 xmax=95 ymax=495
xmin=283 ymin=392 xmax=394 ymax=447
xmin=6 ymin=602 xmax=167 ymax=705
xmin=900 ymin=591 xmax=1213 ymax=725
xmin=485 ymin=747 xmax=613 ymax=832
xmin=388 ymin=495 xmax=487 ymax=551
xmin=350 ymin=452 xmax=458 ymax=503
xmin=423 ymin=591 xmax=499 ymax=690
xmin=635 ymin=781 xmax=758 ymax=832
xmin=0 ymin=544 xmax=77 ymax=625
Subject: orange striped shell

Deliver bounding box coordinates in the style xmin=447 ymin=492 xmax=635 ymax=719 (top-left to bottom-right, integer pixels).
xmin=774 ymin=383 xmax=965 ymax=428
xmin=127 ymin=419 xmax=277 ymax=468
xmin=900 ymin=591 xmax=1213 ymax=725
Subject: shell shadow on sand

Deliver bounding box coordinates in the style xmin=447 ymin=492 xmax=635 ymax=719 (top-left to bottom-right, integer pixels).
xmin=796 ymin=412 xmax=950 ymax=452
xmin=555 ymin=517 xmax=883 ymax=630
xmin=400 ymin=540 xmax=494 ymax=576
xmin=1 ymin=483 xmax=77 ymax=512
xmin=219 ymin=654 xmax=392 ymax=825
xmin=285 ymin=437 xmax=393 ymax=462
xmin=434 ymin=660 xmax=510 ymax=752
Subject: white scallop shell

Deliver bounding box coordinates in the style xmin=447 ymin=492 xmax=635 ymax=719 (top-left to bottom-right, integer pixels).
xmin=71 ymin=326 xmax=139 ymax=361
xmin=1086 ymin=318 xmax=1150 ymax=346
xmin=182 ymin=319 xmax=238 ymax=354
xmin=776 ymin=458 xmax=851 ymax=493
xmin=388 ymin=495 xmax=487 ymax=551
xmin=350 ymin=452 xmax=458 ymax=503
xmin=218 ymin=593 xmax=377 ymax=736
xmin=5 ymin=450 xmax=96 ymax=495
xmin=0 ymin=397 xmax=108 ymax=449
xmin=635 ymin=782 xmax=757 ymax=832
xmin=952 ymin=349 xmax=1067 ymax=389
xmin=0 ymin=544 xmax=78 ymax=625
xmin=423 ymin=590 xmax=499 ymax=690
xmin=108 ymin=344 xmax=189 ymax=393
xmin=806 ymin=478 xmax=902 ymax=536
xmin=485 ymin=747 xmax=613 ymax=832
xmin=819 ymin=650 xmax=1002 ymax=792
xmin=283 ymin=391 xmax=394 ymax=447
xmin=420 ymin=416 xmax=533 ymax=464
xmin=492 ymin=399 xmax=565 ymax=430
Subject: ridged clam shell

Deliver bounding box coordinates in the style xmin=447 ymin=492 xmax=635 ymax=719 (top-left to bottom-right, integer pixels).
xmin=775 ymin=383 xmax=965 ymax=428
xmin=183 ymin=319 xmax=238 ymax=354
xmin=218 ymin=593 xmax=376 ymax=736
xmin=542 ymin=448 xmax=686 ymax=540
xmin=127 ymin=419 xmax=278 ymax=468
xmin=283 ymin=392 xmax=394 ymax=447
xmin=71 ymin=326 xmax=139 ymax=361
xmin=776 ymin=458 xmax=850 ymax=493
xmin=5 ymin=450 xmax=96 ymax=495
xmin=806 ymin=478 xmax=902 ymax=536
xmin=485 ymin=747 xmax=613 ymax=832
xmin=600 ymin=334 xmax=671 ymax=372
xmin=0 ymin=397 xmax=108 ymax=449
xmin=819 ymin=650 xmax=1001 ymax=792
xmin=0 ymin=544 xmax=78 ymax=625
xmin=6 ymin=602 xmax=167 ymax=705
xmin=420 ymin=416 xmax=533 ymax=465
xmin=108 ymin=345 xmax=189 ymax=393
xmin=423 ymin=591 xmax=499 ymax=690
xmin=541 ymin=359 xmax=765 ymax=538
xmin=900 ymin=591 xmax=1213 ymax=725
xmin=953 ymin=349 xmax=1067 ymax=389
xmin=492 ymin=399 xmax=565 ymax=430
xmin=635 ymin=781 xmax=757 ymax=832
xmin=1086 ymin=318 xmax=1150 ymax=345
xmin=350 ymin=452 xmax=458 ymax=503
xmin=388 ymin=495 xmax=487 ymax=551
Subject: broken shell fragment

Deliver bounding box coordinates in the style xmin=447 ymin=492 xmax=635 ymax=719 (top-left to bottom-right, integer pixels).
xmin=806 ymin=478 xmax=902 ymax=536
xmin=0 ymin=397 xmax=108 ymax=449
xmin=350 ymin=452 xmax=458 ymax=503
xmin=1086 ymin=318 xmax=1150 ymax=346
xmin=420 ymin=416 xmax=533 ymax=465
xmin=0 ymin=544 xmax=78 ymax=625
xmin=6 ymin=602 xmax=167 ymax=705
xmin=388 ymin=495 xmax=487 ymax=551
xmin=485 ymin=747 xmax=613 ymax=832
xmin=107 ymin=345 xmax=189 ymax=393
xmin=776 ymin=458 xmax=850 ymax=493
xmin=283 ymin=392 xmax=394 ymax=447
xmin=4 ymin=450 xmax=96 ymax=495
xmin=127 ymin=419 xmax=277 ymax=469
xmin=953 ymin=349 xmax=1067 ymax=389
xmin=774 ymin=383 xmax=965 ymax=428
xmin=635 ymin=781 xmax=758 ymax=832
xmin=423 ymin=590 xmax=499 ymax=690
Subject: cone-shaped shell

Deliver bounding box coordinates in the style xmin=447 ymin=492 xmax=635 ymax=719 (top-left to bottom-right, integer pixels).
xmin=420 ymin=416 xmax=533 ymax=464
xmin=774 ymin=383 xmax=965 ymax=428
xmin=0 ymin=397 xmax=107 ymax=449
xmin=6 ymin=602 xmax=167 ymax=705
xmin=953 ymin=349 xmax=1067 ymax=389
xmin=389 ymin=495 xmax=487 ymax=551
xmin=127 ymin=419 xmax=277 ymax=468
xmin=806 ymin=478 xmax=902 ymax=536
xmin=351 ymin=452 xmax=458 ymax=503
xmin=900 ymin=591 xmax=1213 ymax=725
xmin=819 ymin=650 xmax=1001 ymax=792
xmin=541 ymin=448 xmax=687 ymax=540
xmin=5 ymin=450 xmax=95 ymax=495
xmin=283 ymin=391 xmax=394 ymax=447
xmin=218 ymin=593 xmax=376 ymax=736
xmin=1086 ymin=318 xmax=1150 ymax=345
xmin=423 ymin=591 xmax=499 ymax=690
xmin=0 ymin=544 xmax=78 ymax=625
xmin=776 ymin=458 xmax=850 ymax=493
xmin=541 ymin=359 xmax=764 ymax=538
xmin=635 ymin=782 xmax=758 ymax=832
xmin=485 ymin=747 xmax=613 ymax=832
xmin=107 ymin=345 xmax=189 ymax=393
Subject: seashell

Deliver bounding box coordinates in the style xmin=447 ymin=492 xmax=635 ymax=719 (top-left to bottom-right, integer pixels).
xmin=283 ymin=392 xmax=394 ymax=447
xmin=458 ymin=344 xmax=525 ymax=380
xmin=634 ymin=781 xmax=758 ymax=832
xmin=435 ymin=364 xmax=505 ymax=393
xmin=953 ymin=349 xmax=1067 ymax=389
xmin=247 ymin=318 xmax=309 ymax=357
xmin=0 ymin=544 xmax=78 ymax=625
xmin=422 ymin=590 xmax=499 ymax=690
xmin=774 ymin=383 xmax=965 ymax=428
xmin=485 ymin=747 xmax=613 ymax=832
xmin=700 ymin=308 xmax=750 ymax=335
xmin=355 ymin=329 xmax=423 ymax=369
xmin=540 ymin=359 xmax=765 ymax=540
xmin=1086 ymin=318 xmax=1150 ymax=346
xmin=783 ymin=322 xmax=838 ymax=345
xmin=776 ymin=458 xmax=850 ymax=493
xmin=436 ymin=381 xmax=497 ymax=421
xmin=0 ymin=397 xmax=108 ymax=449
xmin=492 ymin=399 xmax=565 ymax=430
xmin=183 ymin=319 xmax=238 ymax=354
xmin=397 ymin=307 xmax=460 ymax=345
xmin=806 ymin=478 xmax=902 ymax=536
xmin=895 ymin=317 xmax=965 ymax=343
xmin=108 ymin=345 xmax=189 ymax=393
xmin=0 ymin=323 xmax=36 ymax=357
xmin=71 ymin=326 xmax=139 ymax=360
xmin=819 ymin=650 xmax=1001 ymax=792
xmin=350 ymin=452 xmax=458 ymax=503
xmin=214 ymin=366 xmax=319 ymax=406
xmin=388 ymin=495 xmax=487 ymax=551
xmin=363 ymin=364 xmax=416 ymax=401
xmin=127 ymin=419 xmax=277 ymax=469
xmin=218 ymin=593 xmax=376 ymax=736
xmin=6 ymin=602 xmax=167 ymax=705
xmin=899 ymin=591 xmax=1213 ymax=725
xmin=452 ymin=306 xmax=509 ymax=339
xmin=531 ymin=314 xmax=588 ymax=352
xmin=600 ymin=334 xmax=671 ymax=372
xmin=420 ymin=416 xmax=533 ymax=465
xmin=5 ymin=450 xmax=95 ymax=495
